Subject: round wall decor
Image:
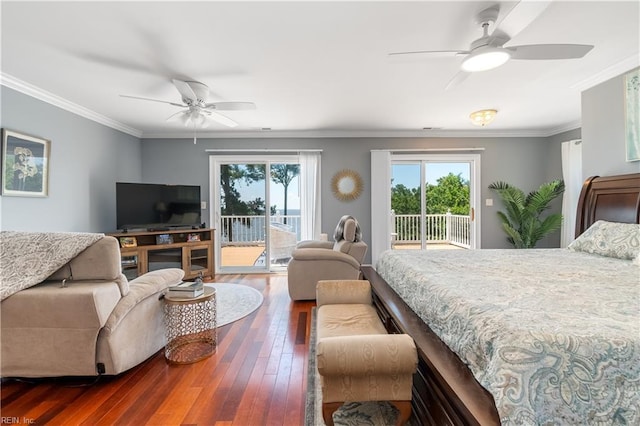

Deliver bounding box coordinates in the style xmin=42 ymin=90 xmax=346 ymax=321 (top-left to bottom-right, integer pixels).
xmin=331 ymin=169 xmax=363 ymax=201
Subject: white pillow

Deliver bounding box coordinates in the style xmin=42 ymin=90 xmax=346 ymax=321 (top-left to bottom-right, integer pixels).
xmin=569 ymin=220 xmax=640 ymax=260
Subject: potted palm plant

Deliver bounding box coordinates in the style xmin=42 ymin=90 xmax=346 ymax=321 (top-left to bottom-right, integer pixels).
xmin=488 ymin=180 xmax=565 ymax=248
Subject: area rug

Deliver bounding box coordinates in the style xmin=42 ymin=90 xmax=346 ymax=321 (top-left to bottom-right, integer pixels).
xmin=305 ymin=308 xmax=408 ymax=426
xmin=203 ymin=283 xmax=263 ymax=327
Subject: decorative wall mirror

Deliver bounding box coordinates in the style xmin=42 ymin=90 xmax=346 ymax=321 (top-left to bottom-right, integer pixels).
xmin=331 ymin=169 xmax=363 ymax=201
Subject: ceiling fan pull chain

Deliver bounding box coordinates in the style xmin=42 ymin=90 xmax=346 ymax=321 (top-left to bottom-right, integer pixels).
xmin=193 ymin=123 xmax=197 ymax=144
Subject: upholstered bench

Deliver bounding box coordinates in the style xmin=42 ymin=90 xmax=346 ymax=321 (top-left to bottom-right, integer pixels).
xmin=315 ymin=279 xmax=418 ymax=426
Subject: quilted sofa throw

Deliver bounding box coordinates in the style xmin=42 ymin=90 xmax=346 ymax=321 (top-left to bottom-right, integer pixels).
xmin=0 ymin=231 xmax=104 ymax=300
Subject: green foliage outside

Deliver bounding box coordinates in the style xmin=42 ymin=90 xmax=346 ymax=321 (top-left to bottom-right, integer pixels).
xmin=426 ymin=173 xmax=470 ymax=215
xmin=220 ymin=164 xmax=265 ymax=241
xmin=391 ymin=172 xmax=470 ymax=215
xmin=391 ymin=184 xmax=420 ymax=214
xmin=488 ymin=180 xmax=565 ymax=249
xmin=220 ymin=164 xmax=265 ymax=217
xmin=391 ymin=173 xmax=470 ymax=240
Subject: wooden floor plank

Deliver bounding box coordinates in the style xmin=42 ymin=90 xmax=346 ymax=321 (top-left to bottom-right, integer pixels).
xmin=230 ymin=356 xmax=269 ymax=426
xmin=246 ymin=373 xmax=277 ymax=425
xmin=0 ymin=273 xmax=315 ymax=425
xmin=285 ymin=345 xmax=307 ymax=425
xmin=265 ymin=352 xmax=293 ymax=425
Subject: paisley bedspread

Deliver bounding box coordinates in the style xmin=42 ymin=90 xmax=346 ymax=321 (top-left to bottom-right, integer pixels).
xmin=376 ymin=249 xmax=640 ymax=425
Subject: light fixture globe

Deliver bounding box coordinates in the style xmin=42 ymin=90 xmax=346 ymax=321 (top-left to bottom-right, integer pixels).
xmin=469 ymin=109 xmax=498 ymax=126
xmin=461 ymin=47 xmax=511 ymax=72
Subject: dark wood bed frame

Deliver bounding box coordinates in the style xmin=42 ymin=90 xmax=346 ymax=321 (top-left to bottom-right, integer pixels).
xmin=362 ymin=173 xmax=640 ymax=426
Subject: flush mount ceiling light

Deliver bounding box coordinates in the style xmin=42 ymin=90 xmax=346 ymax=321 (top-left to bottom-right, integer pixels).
xmin=461 ymin=47 xmax=511 ymax=72
xmin=469 ymin=109 xmax=498 ymax=127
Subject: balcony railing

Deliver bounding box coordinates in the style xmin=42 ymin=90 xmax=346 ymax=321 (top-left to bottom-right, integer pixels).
xmin=393 ymin=212 xmax=471 ymax=248
xmin=220 ymin=215 xmax=302 ymax=244
xmin=220 ymin=213 xmax=470 ymax=249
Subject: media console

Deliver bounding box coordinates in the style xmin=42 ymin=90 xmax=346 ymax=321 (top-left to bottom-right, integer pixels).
xmin=108 ymin=228 xmax=215 ymax=280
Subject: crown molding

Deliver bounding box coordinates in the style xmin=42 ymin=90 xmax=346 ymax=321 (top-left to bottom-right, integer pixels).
xmin=0 ymin=73 xmax=143 ymax=138
xmin=571 ymin=54 xmax=640 ymax=92
xmin=142 ymin=125 xmax=576 ymax=140
xmin=542 ymin=119 xmax=582 ymax=137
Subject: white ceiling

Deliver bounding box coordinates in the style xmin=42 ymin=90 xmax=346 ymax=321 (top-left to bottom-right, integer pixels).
xmin=1 ymin=1 xmax=639 ymax=139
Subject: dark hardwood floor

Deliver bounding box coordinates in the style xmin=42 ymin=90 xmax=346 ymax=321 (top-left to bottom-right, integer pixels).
xmin=0 ymin=273 xmax=315 ymax=426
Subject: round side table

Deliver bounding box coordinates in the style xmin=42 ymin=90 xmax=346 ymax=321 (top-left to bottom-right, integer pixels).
xmin=163 ymin=287 xmax=217 ymax=364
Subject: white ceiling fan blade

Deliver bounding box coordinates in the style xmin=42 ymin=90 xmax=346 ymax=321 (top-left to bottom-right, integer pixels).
xmin=120 ymin=94 xmax=184 ymax=107
xmin=206 ymin=110 xmax=238 ymax=128
xmin=172 ymin=79 xmax=198 ymax=102
xmin=166 ymin=110 xmax=187 ymax=122
xmin=199 ymin=116 xmax=211 ymax=129
xmin=205 ymin=101 xmax=257 ymax=111
xmin=508 ymin=44 xmax=594 ymax=60
xmin=494 ymin=0 xmax=552 ymax=40
xmin=388 ymin=50 xmax=468 ymax=57
xmin=445 ymin=71 xmax=470 ymax=91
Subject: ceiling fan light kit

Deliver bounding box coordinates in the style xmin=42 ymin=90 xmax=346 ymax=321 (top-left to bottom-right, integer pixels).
xmin=470 ymin=109 xmax=498 ymax=127
xmin=461 ymin=47 xmax=511 ymax=72
xmin=389 ymin=3 xmax=594 ymax=89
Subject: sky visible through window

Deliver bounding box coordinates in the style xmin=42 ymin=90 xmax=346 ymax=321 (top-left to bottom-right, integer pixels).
xmin=231 ymin=165 xmax=301 ymax=213
xmin=392 ymin=162 xmax=470 ymax=188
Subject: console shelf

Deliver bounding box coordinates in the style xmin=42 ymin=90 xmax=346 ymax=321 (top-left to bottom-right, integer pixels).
xmin=108 ymin=228 xmax=215 ymax=280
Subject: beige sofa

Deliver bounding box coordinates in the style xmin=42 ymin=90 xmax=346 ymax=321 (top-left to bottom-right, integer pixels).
xmin=316 ymin=280 xmax=418 ymax=426
xmin=287 ymin=216 xmax=367 ymax=300
xmin=1 ymin=236 xmax=184 ymax=377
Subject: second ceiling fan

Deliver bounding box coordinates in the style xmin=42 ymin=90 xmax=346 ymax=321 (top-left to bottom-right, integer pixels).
xmin=390 ymin=3 xmax=594 ymax=90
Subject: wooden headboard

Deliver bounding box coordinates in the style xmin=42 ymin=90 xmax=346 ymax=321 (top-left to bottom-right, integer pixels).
xmin=575 ymin=173 xmax=640 ymax=237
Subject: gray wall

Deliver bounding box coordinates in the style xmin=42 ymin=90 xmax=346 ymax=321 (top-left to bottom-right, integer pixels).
xmin=141 ymin=135 xmax=559 ymax=261
xmin=0 ymin=87 xmax=142 ymax=232
xmin=582 ymin=68 xmax=640 ymax=178
xmin=6 ymin=61 xmax=632 ymax=249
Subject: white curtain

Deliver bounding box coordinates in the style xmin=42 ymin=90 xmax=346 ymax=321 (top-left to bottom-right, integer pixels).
xmin=370 ymin=150 xmax=391 ymax=266
xmin=300 ymin=152 xmax=321 ymax=241
xmin=561 ymin=140 xmax=583 ymax=247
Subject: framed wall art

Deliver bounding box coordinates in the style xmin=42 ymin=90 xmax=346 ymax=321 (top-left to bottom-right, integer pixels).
xmin=625 ymin=68 xmax=639 ymax=162
xmin=1 ymin=129 xmax=50 ymax=196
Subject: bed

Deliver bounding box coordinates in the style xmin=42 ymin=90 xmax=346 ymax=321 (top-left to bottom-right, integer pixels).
xmin=361 ymin=173 xmax=640 ymax=425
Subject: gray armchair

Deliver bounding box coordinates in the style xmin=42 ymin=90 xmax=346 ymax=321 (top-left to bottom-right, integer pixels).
xmin=287 ymin=216 xmax=367 ymax=300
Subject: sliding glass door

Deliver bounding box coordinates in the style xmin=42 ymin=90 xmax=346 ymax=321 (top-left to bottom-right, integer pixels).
xmin=211 ymin=156 xmax=301 ymax=273
xmin=391 ymin=154 xmax=480 ymax=250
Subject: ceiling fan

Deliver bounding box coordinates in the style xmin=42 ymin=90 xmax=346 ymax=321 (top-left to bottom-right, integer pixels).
xmin=389 ymin=3 xmax=594 ymax=90
xmin=121 ymin=79 xmax=256 ymax=129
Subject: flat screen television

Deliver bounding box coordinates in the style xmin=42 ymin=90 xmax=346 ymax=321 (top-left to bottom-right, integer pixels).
xmin=116 ymin=182 xmax=201 ymax=231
